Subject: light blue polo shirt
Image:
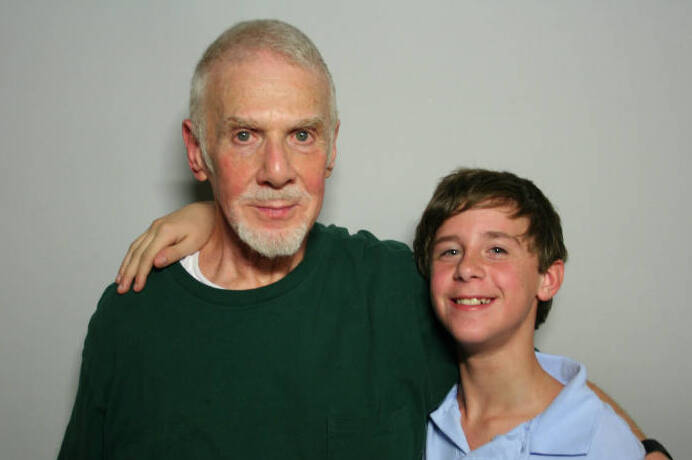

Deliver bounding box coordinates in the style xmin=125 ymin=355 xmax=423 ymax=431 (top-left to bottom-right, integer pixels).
xmin=425 ymin=352 xmax=645 ymax=459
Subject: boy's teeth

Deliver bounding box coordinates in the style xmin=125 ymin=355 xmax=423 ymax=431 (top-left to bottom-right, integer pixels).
xmin=454 ymin=298 xmax=492 ymax=305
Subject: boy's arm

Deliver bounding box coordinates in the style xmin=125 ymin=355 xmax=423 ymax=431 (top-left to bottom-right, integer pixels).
xmin=116 ymin=202 xmax=215 ymax=293
xmin=587 ymin=381 xmax=671 ymax=459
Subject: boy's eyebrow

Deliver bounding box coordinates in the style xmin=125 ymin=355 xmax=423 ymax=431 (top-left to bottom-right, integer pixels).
xmin=484 ymin=231 xmax=524 ymax=245
xmin=432 ymin=231 xmax=524 ymax=247
xmin=432 ymin=235 xmax=458 ymax=246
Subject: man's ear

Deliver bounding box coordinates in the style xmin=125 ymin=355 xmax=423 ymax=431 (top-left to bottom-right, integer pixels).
xmin=537 ymin=260 xmax=565 ymax=302
xmin=325 ymin=120 xmax=339 ymax=178
xmin=182 ymin=119 xmax=209 ymax=182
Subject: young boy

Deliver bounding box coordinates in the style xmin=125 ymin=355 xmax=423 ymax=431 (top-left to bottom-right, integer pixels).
xmin=413 ymin=168 xmax=644 ymax=458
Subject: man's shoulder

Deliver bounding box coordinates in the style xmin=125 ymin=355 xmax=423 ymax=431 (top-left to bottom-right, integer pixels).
xmin=92 ymin=265 xmax=178 ymax=321
xmin=311 ymin=222 xmax=425 ymax=296
xmin=84 ymin=265 xmax=186 ymax=355
xmin=314 ymin=222 xmax=413 ymax=261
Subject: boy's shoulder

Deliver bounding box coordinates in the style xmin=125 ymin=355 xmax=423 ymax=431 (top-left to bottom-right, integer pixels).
xmin=587 ymin=403 xmax=646 ymax=458
xmin=532 ymin=352 xmax=645 ymax=458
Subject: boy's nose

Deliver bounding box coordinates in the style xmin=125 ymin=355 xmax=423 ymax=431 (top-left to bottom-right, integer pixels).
xmin=455 ymin=253 xmax=484 ymax=281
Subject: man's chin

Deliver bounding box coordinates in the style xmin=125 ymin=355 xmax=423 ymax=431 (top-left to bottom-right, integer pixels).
xmin=233 ymin=222 xmax=309 ymax=259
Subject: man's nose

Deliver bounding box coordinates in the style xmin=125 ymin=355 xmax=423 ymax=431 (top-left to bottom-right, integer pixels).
xmin=454 ymin=252 xmax=484 ymax=282
xmin=257 ymin=137 xmax=296 ymax=188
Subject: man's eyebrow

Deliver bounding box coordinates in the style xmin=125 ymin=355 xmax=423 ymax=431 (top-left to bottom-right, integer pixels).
xmin=221 ymin=116 xmax=261 ymax=129
xmin=292 ymin=117 xmax=326 ymax=131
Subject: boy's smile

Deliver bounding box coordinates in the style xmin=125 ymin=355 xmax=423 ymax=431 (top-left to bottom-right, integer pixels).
xmin=430 ymin=205 xmax=560 ymax=350
xmin=451 ymin=296 xmax=495 ymax=310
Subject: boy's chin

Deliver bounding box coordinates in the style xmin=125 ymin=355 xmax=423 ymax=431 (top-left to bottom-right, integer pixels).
xmin=453 ymin=327 xmax=535 ymax=357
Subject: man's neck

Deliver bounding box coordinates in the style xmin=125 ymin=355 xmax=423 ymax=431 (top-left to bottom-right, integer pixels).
xmin=198 ymin=206 xmax=307 ymax=290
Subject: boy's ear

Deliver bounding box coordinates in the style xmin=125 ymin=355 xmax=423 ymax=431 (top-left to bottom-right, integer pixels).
xmin=537 ymin=260 xmax=565 ymax=302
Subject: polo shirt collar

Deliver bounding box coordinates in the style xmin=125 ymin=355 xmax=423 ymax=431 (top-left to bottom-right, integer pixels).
xmin=529 ymin=352 xmax=602 ymax=456
xmin=428 ymin=385 xmax=470 ymax=453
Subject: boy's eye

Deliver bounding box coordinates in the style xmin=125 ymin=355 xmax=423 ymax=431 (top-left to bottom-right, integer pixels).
xmin=489 ymin=247 xmax=507 ymax=255
xmin=440 ymin=248 xmax=459 ymax=258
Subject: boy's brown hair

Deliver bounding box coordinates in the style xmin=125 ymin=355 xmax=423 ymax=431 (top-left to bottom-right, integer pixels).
xmin=413 ymin=168 xmax=568 ymax=329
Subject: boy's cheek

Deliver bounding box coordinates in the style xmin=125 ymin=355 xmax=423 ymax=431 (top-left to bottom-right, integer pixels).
xmin=429 ymin=268 xmax=447 ymax=298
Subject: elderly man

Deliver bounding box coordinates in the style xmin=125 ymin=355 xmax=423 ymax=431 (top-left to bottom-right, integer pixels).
xmin=58 ymin=20 xmax=456 ymax=459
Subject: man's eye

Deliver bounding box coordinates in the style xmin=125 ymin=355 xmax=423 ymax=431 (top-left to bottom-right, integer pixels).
xmin=489 ymin=247 xmax=507 ymax=255
xmin=294 ymin=130 xmax=311 ymax=142
xmin=235 ymin=130 xmax=252 ymax=142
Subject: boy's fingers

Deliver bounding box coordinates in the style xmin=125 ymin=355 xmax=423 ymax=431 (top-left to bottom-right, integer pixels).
xmin=131 ymin=224 xmax=183 ymax=291
xmin=116 ymin=233 xmax=144 ymax=284
xmin=118 ymin=231 xmax=155 ymax=293
xmin=116 ymin=214 xmax=203 ymax=293
xmin=133 ymin=243 xmax=161 ymax=292
xmin=153 ymin=249 xmax=169 ymax=268
xmin=154 ymin=236 xmax=196 ymax=268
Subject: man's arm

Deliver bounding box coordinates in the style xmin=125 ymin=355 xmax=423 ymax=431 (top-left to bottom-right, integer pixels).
xmin=59 ymin=364 xmax=106 ymax=459
xmin=116 ymin=202 xmax=215 ymax=293
xmin=587 ymin=381 xmax=672 ymax=459
xmin=58 ymin=290 xmax=116 ymax=459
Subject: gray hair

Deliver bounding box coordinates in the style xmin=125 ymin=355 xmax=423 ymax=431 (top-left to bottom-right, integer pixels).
xmin=189 ymin=19 xmax=338 ymax=170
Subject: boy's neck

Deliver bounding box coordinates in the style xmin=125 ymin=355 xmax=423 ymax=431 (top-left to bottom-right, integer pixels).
xmin=456 ymin=336 xmax=563 ymax=451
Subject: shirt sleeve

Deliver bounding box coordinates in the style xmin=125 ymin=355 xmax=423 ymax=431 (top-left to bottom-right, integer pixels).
xmin=58 ymin=286 xmax=117 ymax=460
xmin=587 ymin=403 xmax=646 ymax=459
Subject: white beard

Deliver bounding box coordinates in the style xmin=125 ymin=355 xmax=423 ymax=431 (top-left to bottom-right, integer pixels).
xmin=231 ymin=218 xmax=309 ymax=258
xmin=227 ymin=185 xmax=312 ymax=258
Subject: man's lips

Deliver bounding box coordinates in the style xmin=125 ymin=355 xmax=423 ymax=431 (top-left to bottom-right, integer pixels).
xmin=449 ymin=296 xmax=495 ymax=310
xmin=252 ymin=203 xmax=298 ymax=219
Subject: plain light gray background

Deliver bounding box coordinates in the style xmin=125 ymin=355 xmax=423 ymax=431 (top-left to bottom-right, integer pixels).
xmin=1 ymin=1 xmax=690 ymax=458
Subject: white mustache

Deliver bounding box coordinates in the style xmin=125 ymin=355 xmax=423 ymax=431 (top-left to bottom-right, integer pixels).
xmin=240 ymin=185 xmax=309 ymax=203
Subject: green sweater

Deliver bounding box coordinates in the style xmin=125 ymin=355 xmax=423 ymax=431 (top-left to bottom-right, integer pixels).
xmin=59 ymin=224 xmax=457 ymax=459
